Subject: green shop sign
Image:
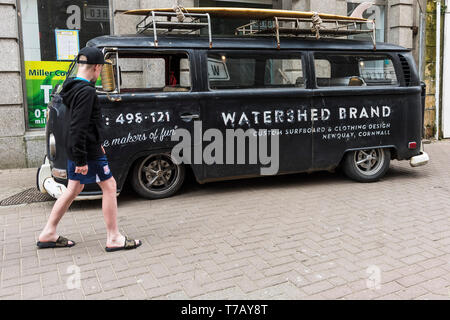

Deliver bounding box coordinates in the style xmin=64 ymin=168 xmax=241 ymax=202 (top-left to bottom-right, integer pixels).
xmin=25 ymin=61 xmax=71 ymax=128
xmin=25 ymin=61 xmax=102 ymax=128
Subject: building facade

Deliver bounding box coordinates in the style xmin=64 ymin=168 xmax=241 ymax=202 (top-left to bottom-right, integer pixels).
xmin=0 ymin=0 xmax=428 ymax=169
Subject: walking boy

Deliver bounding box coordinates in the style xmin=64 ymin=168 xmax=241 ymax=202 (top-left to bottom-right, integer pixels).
xmin=37 ymin=47 xmax=141 ymax=252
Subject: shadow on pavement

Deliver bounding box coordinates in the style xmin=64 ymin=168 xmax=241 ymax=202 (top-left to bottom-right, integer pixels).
xmin=67 ymin=162 xmax=427 ymax=209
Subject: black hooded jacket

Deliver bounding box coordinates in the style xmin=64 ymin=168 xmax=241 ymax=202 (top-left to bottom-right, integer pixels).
xmin=60 ymin=77 xmax=104 ymax=166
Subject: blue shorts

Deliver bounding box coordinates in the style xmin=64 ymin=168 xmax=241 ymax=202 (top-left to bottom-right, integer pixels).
xmin=67 ymin=155 xmax=113 ymax=184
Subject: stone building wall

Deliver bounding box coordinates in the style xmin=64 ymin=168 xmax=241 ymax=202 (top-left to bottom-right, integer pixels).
xmin=423 ymin=0 xmax=436 ymax=138
xmin=0 ymin=0 xmax=27 ymax=168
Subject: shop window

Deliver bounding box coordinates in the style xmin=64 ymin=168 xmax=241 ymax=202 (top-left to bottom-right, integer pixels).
xmin=19 ymin=0 xmax=111 ymax=129
xmin=347 ymin=1 xmax=386 ymax=42
xmin=199 ymin=0 xmax=272 ymax=36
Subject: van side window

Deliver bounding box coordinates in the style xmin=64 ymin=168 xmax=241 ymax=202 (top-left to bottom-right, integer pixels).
xmin=207 ymin=53 xmax=304 ymax=90
xmin=314 ymin=54 xmax=398 ymax=87
xmin=118 ymin=53 xmax=191 ymax=93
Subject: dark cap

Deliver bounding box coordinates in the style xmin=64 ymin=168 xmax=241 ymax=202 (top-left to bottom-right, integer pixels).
xmin=76 ymin=47 xmax=110 ymax=65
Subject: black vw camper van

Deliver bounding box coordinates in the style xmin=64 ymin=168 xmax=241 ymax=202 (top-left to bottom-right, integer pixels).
xmin=37 ymin=9 xmax=429 ymax=200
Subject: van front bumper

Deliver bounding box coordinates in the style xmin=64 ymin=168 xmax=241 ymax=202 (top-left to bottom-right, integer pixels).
xmin=409 ymin=151 xmax=429 ymax=167
xmin=37 ymin=157 xmax=69 ymax=199
xmin=37 ymin=156 xmax=115 ymax=200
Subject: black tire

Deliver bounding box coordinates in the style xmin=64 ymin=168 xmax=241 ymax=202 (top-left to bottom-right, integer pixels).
xmin=130 ymin=153 xmax=185 ymax=199
xmin=342 ymin=148 xmax=390 ymax=182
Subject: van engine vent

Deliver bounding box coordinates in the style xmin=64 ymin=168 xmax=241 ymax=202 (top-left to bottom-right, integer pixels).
xmin=398 ymin=54 xmax=411 ymax=86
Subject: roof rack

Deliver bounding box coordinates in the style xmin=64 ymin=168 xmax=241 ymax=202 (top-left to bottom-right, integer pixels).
xmin=130 ymin=9 xmax=375 ymax=50
xmin=235 ymin=15 xmax=376 ymax=49
xmin=135 ymin=10 xmax=213 ymax=48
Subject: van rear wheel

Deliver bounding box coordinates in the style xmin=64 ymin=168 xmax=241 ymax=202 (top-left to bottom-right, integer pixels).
xmin=131 ymin=153 xmax=185 ymax=199
xmin=342 ymin=148 xmax=390 ymax=182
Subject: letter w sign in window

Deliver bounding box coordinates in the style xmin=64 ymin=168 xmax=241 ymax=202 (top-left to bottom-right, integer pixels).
xmin=207 ymin=58 xmax=230 ymax=81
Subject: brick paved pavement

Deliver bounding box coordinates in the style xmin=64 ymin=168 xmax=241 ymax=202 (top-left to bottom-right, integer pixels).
xmin=0 ymin=141 xmax=449 ymax=300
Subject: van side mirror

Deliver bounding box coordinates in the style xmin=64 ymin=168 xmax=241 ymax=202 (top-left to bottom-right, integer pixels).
xmin=51 ymin=83 xmax=62 ymax=97
xmin=101 ymin=59 xmax=116 ymax=92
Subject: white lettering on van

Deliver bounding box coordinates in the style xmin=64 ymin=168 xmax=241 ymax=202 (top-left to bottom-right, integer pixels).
xmin=222 ymin=112 xmax=236 ymax=126
xmin=322 ymin=108 xmax=330 ymax=121
xmin=360 ymin=107 xmax=369 ymax=118
xmin=338 ymin=106 xmax=391 ymax=120
xmin=264 ymin=111 xmax=272 ymax=124
xmin=252 ymin=111 xmax=260 ymax=124
xmin=238 ymin=112 xmax=249 ymax=126
xmin=221 ymin=106 xmax=391 ymax=127
xmin=311 ymin=109 xmax=319 ymax=121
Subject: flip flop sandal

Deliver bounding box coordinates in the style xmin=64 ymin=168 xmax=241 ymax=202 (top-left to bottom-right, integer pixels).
xmin=36 ymin=236 xmax=75 ymax=249
xmin=105 ymin=236 xmax=142 ymax=252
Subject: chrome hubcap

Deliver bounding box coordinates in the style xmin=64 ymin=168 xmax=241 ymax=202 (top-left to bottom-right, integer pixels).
xmin=139 ymin=155 xmax=178 ymax=191
xmin=354 ymin=148 xmax=384 ymax=176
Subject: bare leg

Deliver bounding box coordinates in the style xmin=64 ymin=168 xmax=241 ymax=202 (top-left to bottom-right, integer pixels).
xmin=38 ymin=179 xmax=84 ymax=245
xmin=97 ymin=177 xmax=139 ymax=248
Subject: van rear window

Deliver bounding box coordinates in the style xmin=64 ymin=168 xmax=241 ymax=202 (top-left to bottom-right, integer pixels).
xmin=207 ymin=53 xmax=304 ymax=90
xmin=314 ymin=54 xmax=398 ymax=87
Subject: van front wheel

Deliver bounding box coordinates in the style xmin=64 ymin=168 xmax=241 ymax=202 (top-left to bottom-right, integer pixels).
xmin=131 ymin=153 xmax=185 ymax=199
xmin=342 ymin=148 xmax=390 ymax=182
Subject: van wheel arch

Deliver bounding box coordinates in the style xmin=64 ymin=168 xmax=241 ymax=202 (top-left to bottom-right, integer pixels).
xmin=128 ymin=151 xmax=185 ymax=200
xmin=340 ymin=146 xmax=393 ymax=182
xmin=339 ymin=146 xmax=397 ymax=164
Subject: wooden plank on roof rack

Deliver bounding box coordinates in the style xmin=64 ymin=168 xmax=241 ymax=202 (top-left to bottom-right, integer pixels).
xmin=143 ymin=21 xmax=209 ymax=30
xmin=255 ymin=28 xmax=373 ymax=36
xmin=124 ymin=7 xmax=368 ymax=22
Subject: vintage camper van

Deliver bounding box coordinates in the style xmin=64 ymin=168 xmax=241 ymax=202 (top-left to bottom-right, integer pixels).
xmin=37 ymin=8 xmax=429 ymax=200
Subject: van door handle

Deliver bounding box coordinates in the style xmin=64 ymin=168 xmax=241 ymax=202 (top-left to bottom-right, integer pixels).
xmin=179 ymin=112 xmax=200 ymax=122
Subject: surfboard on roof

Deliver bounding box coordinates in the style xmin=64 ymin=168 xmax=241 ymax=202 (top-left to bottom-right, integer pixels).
xmin=124 ymin=7 xmax=368 ymax=22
